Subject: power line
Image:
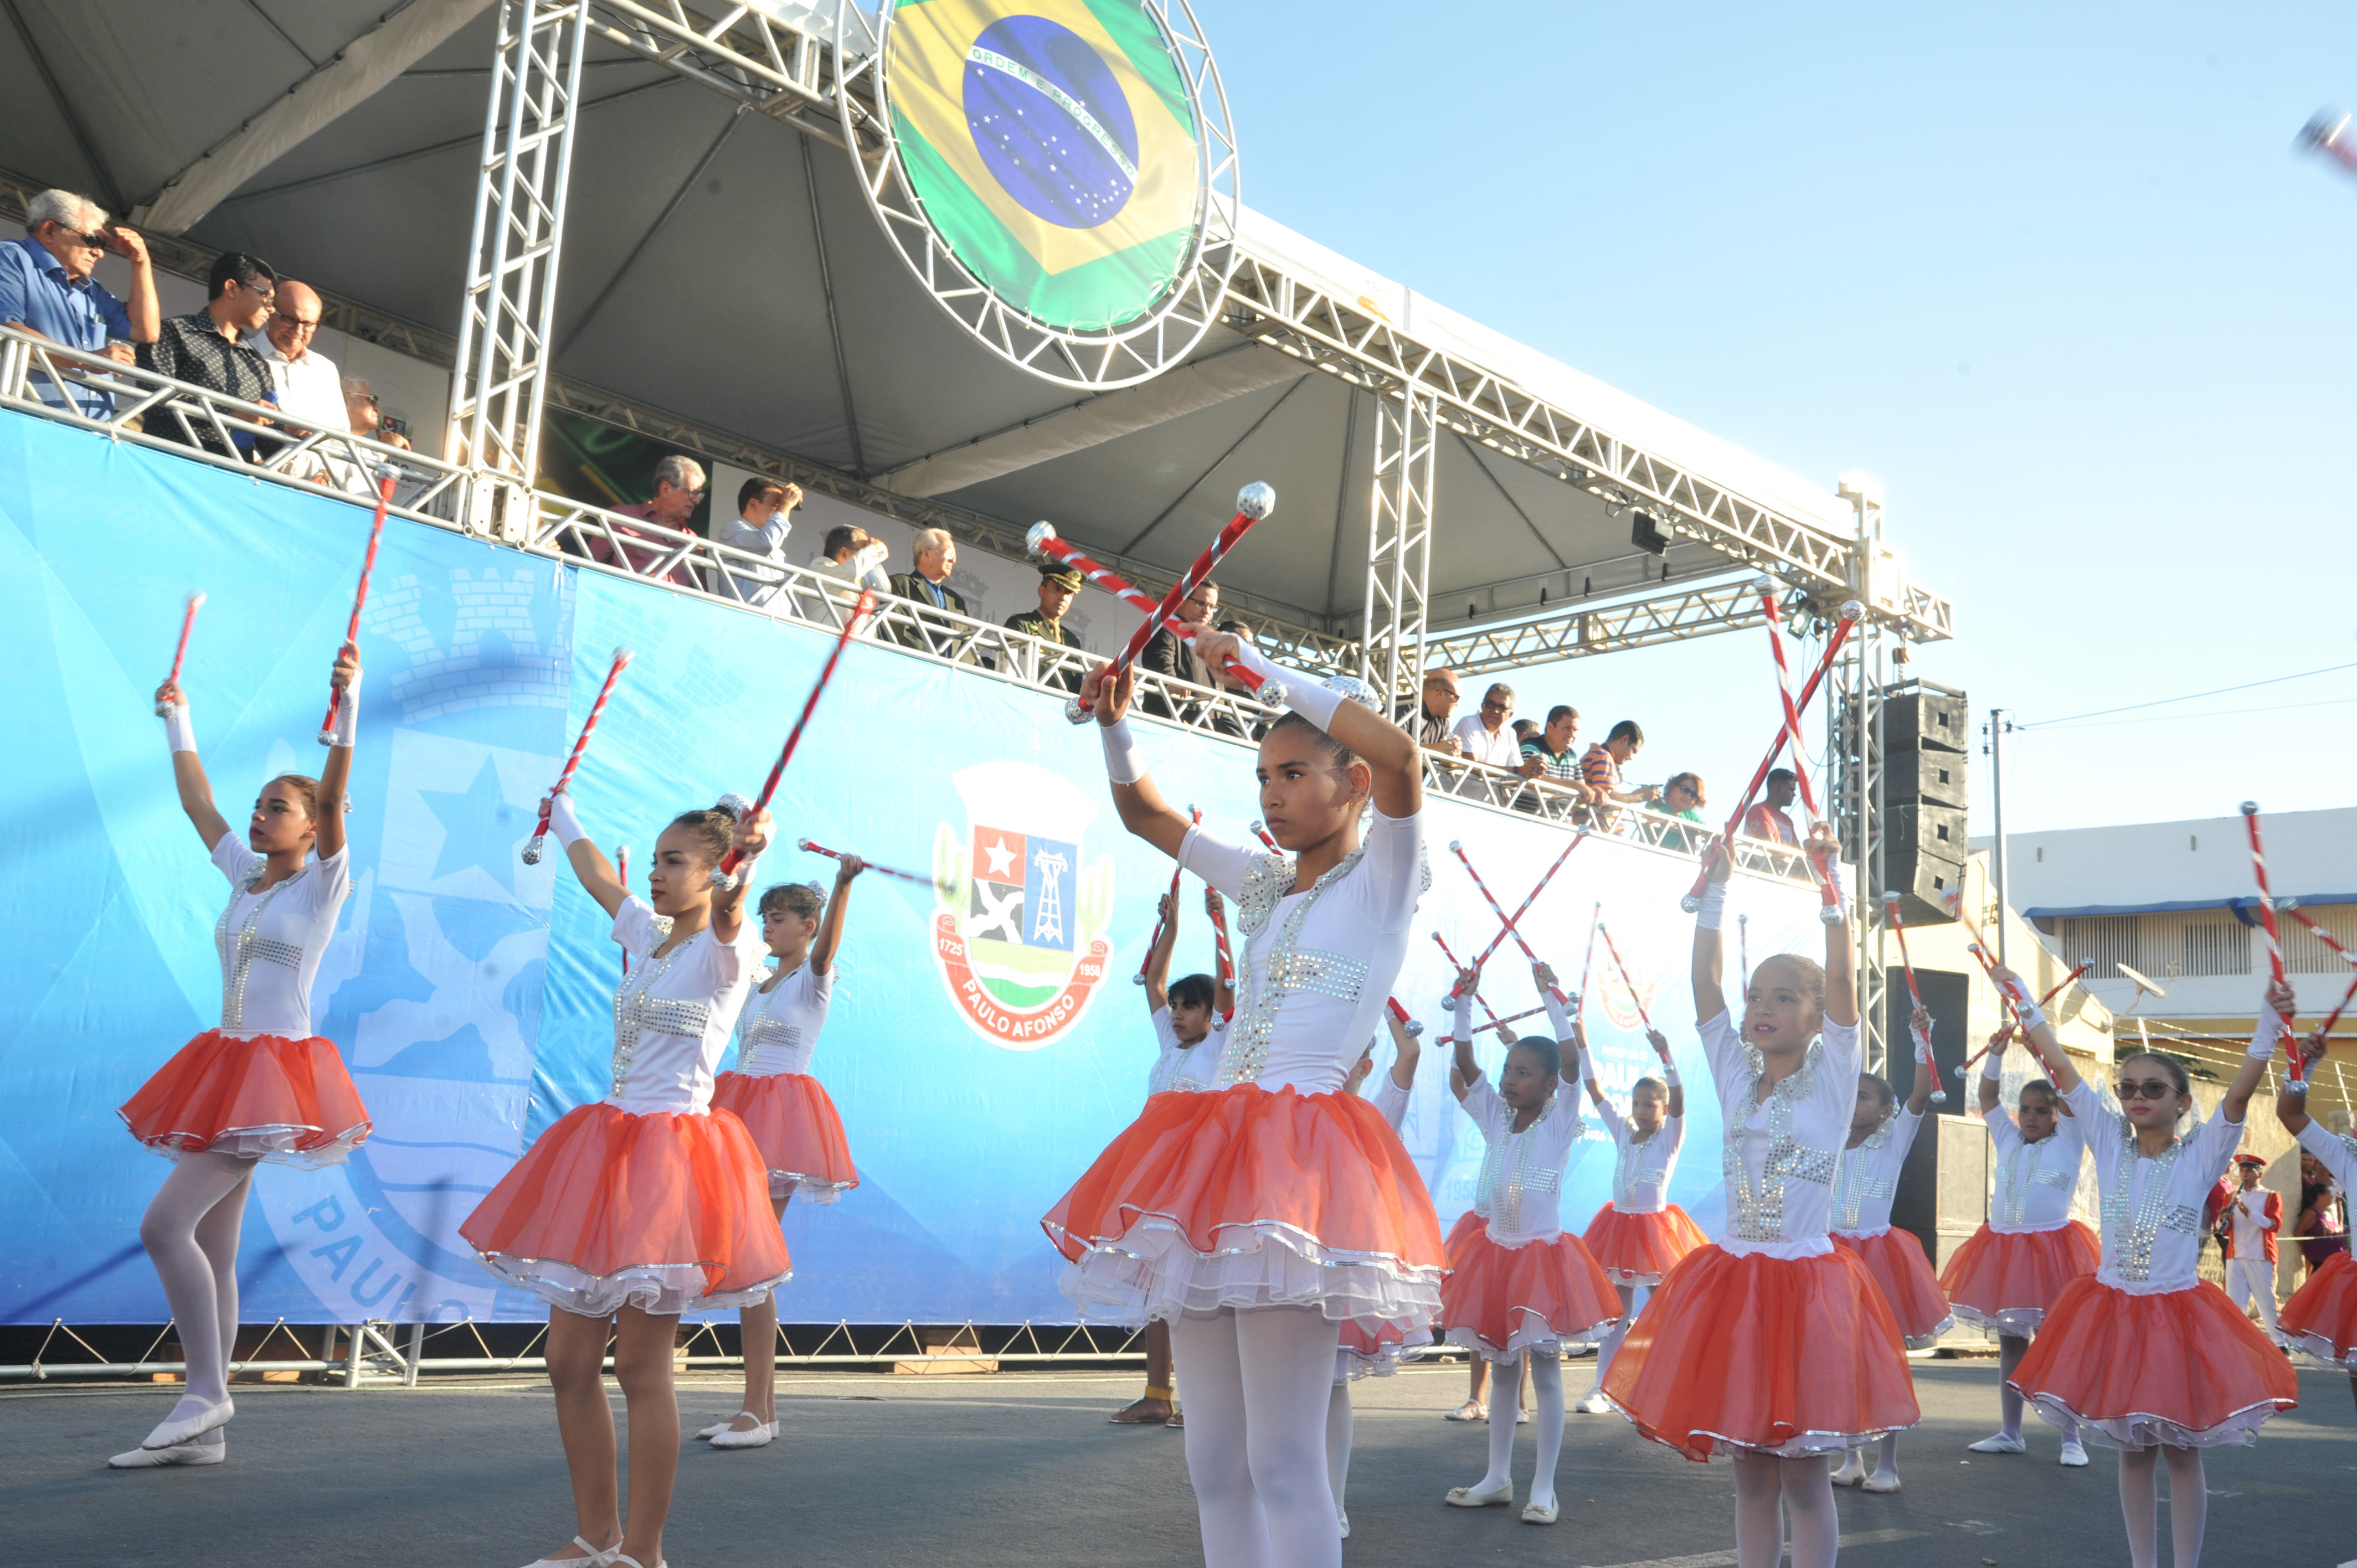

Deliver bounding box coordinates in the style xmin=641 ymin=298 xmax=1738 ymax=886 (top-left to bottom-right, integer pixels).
xmin=2026 ymin=694 xmax=2357 ymax=733
xmin=2016 ymin=661 xmax=2357 ymax=729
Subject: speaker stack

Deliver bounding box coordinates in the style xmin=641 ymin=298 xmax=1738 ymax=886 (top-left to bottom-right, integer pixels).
xmin=1877 ymin=680 xmax=1970 ymax=927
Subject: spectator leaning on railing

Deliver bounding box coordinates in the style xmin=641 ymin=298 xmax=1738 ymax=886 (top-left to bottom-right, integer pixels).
xmin=1140 ymin=577 xmax=1218 ymax=721
xmin=343 ymin=378 xmax=411 ymax=451
xmin=137 ymin=251 xmax=279 ymax=461
xmin=1742 ymin=768 xmax=1802 ymax=845
xmin=581 ymin=453 xmax=706 ymax=585
xmin=888 ymin=528 xmax=970 ymax=648
xmin=715 ymin=477 xmax=803 ymax=605
xmin=244 ymin=281 xmax=351 ymax=484
xmin=1579 ymin=719 xmax=1659 ymax=828
xmin=1404 ymin=667 xmax=1464 ymax=756
xmin=1452 ymin=682 xmax=1522 ymax=768
xmin=1001 ymin=564 xmax=1085 ymax=692
xmin=1516 ymin=703 xmax=1584 ymax=800
xmin=0 ymin=187 xmax=158 ymax=417
xmin=1647 ymin=771 xmax=1708 ymax=851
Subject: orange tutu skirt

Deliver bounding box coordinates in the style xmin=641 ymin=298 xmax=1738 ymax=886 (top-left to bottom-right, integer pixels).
xmin=1938 ymin=1220 xmax=2100 ymax=1338
xmin=1438 ymin=1224 xmax=1620 ymax=1361
xmin=2278 ymin=1251 xmax=2357 ymax=1369
xmin=1041 ymin=1082 xmax=1445 ymax=1330
xmin=1583 ymin=1201 xmax=1709 ymax=1287
xmin=1602 ymin=1244 xmax=1919 ymax=1461
xmin=460 ymin=1102 xmax=791 ymax=1317
xmin=119 ymin=1029 xmax=370 ymax=1168
xmin=1833 ymin=1228 xmax=1954 ymax=1348
xmin=2009 ymin=1276 xmax=2299 ymax=1448
xmin=1336 ymin=1318 xmax=1432 ymax=1382
xmin=709 ymin=1071 xmax=859 ymax=1203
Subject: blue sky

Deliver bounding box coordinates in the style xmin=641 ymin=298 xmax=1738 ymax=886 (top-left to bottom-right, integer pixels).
xmin=1193 ymin=1 xmax=2357 ymax=836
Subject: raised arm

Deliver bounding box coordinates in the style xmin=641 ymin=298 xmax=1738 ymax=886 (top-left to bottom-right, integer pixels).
xmin=1081 ymin=663 xmax=1192 ymax=859
xmin=1144 ymin=890 xmax=1180 ymax=1013
xmin=545 ymin=792 xmax=627 ymax=918
xmin=1385 ymin=1005 xmax=1421 ymax=1090
xmin=810 ymin=852 xmax=862 ymax=975
xmin=1993 ymin=962 xmax=2082 ymax=1096
xmin=2224 ymin=978 xmax=2297 ymax=1128
xmin=1903 ymin=1002 xmax=1935 ymax=1116
xmin=1646 ymin=1027 xmax=1686 ymax=1119
xmin=1976 ymin=1023 xmax=2011 ymax=1115
xmin=708 ymin=810 xmax=769 ymax=945
xmin=2280 ymin=1029 xmax=2329 ymax=1136
xmin=1205 ymin=885 xmax=1235 ymax=1018
xmin=1448 ymin=968 xmax=1480 ymax=1102
xmin=1186 ymin=622 xmax=1422 ymax=819
xmin=313 ymin=643 xmax=359 ymax=863
xmin=1815 ymin=826 xmax=1856 ymax=1028
xmin=153 ymin=675 xmax=231 ymax=852
xmin=1692 ymin=843 xmax=1732 ymax=1025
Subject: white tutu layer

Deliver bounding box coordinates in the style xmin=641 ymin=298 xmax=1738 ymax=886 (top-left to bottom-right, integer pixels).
xmin=1335 ymin=1325 xmax=1432 ymax=1384
xmin=2026 ymin=1394 xmax=2288 ymax=1453
xmin=1951 ymin=1303 xmax=2047 ymax=1338
xmin=2278 ymin=1327 xmax=2357 ymax=1370
xmin=475 ymin=1252 xmax=789 ymax=1318
xmin=145 ymin=1122 xmax=369 ymax=1170
xmin=1056 ymin=1216 xmax=1445 ymax=1331
xmin=1443 ymin=1316 xmax=1617 ymax=1365
xmin=771 ymin=1171 xmax=855 ymax=1204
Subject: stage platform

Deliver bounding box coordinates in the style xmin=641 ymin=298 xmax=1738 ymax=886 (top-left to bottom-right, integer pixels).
xmin=12 ymin=1361 xmax=2350 ymax=1566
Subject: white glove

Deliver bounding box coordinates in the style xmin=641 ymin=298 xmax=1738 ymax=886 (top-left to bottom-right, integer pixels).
xmin=325 ymin=667 xmax=363 ymax=749
xmin=162 ymin=700 xmax=197 ymax=755
xmin=548 ymin=792 xmax=587 ymax=849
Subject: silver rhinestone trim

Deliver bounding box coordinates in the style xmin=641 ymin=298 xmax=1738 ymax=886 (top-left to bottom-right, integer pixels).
xmin=1723 ymin=1041 xmax=1839 ymax=1244
xmin=214 ymin=866 xmax=310 ymax=1033
xmin=1268 ymin=946 xmax=1368 ymax=1005
xmin=2101 ymin=1121 xmax=2188 ymax=1284
xmin=1612 ymin=1131 xmax=1668 ymax=1208
xmin=737 ymin=993 xmax=803 ymax=1077
xmin=1481 ymin=1096 xmax=1578 ymax=1235
xmin=609 ymin=940 xmax=708 ymax=1098
xmin=1233 ymin=849 xmax=1294 ymax=937
xmin=1214 ymin=847 xmax=1364 ymax=1087
xmin=1831 ymin=1121 xmax=1898 ymax=1233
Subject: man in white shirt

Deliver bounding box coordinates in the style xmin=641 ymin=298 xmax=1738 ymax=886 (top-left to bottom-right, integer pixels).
xmin=814 ymin=522 xmax=891 ymax=634
xmin=243 ymin=281 xmax=351 ymax=485
xmin=2221 ymin=1153 xmax=2281 ymax=1333
xmin=714 ymin=477 xmax=802 ymax=605
xmin=1451 ymin=682 xmax=1524 ymax=769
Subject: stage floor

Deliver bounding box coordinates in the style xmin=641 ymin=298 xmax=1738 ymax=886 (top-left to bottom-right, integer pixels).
xmin=8 ymin=1359 xmax=2350 ymax=1566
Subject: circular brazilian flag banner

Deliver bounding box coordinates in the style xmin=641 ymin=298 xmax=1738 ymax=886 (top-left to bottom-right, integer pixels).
xmin=884 ymin=0 xmax=1204 ymax=333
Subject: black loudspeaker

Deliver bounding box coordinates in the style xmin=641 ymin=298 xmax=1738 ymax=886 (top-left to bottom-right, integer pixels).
xmin=1885 ymin=687 xmax=1969 ymax=754
xmin=1890 ymin=802 xmax=1968 ymax=864
xmin=1883 ymin=747 xmax=1967 ymax=809
xmin=1885 ymin=850 xmax=1967 ymax=929
xmin=1889 ymin=969 xmax=1988 ymax=1290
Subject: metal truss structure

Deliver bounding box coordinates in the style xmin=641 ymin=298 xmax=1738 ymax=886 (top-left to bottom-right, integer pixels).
xmin=1825 ymin=486 xmax=1892 ymax=1072
xmin=1423 ymin=575 xmax=1777 ymax=674
xmin=831 ymin=0 xmax=1243 ymax=389
xmin=1361 ymin=388 xmax=1436 ymax=699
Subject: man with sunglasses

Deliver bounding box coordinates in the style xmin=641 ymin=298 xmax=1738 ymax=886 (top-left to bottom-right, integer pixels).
xmin=0 ymin=188 xmax=159 ymax=417
xmin=245 ymin=281 xmax=352 ymax=485
xmin=139 ymin=252 xmax=280 ymax=461
xmin=1452 ymin=682 xmax=1524 ymax=770
xmin=595 ymin=452 xmax=707 ymax=585
xmin=1403 ymin=667 xmax=1465 ymax=756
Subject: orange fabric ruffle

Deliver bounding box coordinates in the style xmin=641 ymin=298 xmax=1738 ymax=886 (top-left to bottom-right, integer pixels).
xmin=1042 ymin=1081 xmax=1446 ymax=1329
xmin=709 ymin=1070 xmax=859 ymax=1203
xmin=1938 ymin=1220 xmax=2101 ymax=1337
xmin=1438 ymin=1224 xmax=1620 ymax=1361
xmin=1832 ymin=1228 xmax=1954 ymax=1348
xmin=2010 ymin=1276 xmax=2298 ymax=1448
xmin=1582 ymin=1201 xmax=1709 ymax=1287
xmin=460 ymin=1102 xmax=790 ymax=1317
xmin=2279 ymin=1250 xmax=2357 ymax=1369
xmin=118 ymin=1029 xmax=370 ymax=1168
xmin=1602 ymin=1244 xmax=1920 ymax=1462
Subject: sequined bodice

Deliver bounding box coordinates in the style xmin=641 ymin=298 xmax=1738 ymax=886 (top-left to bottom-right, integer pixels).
xmin=1723 ymin=1043 xmax=1839 ymax=1244
xmin=1831 ymin=1122 xmax=1899 ymax=1234
xmin=215 ymin=868 xmax=304 ymax=1032
xmin=1998 ymin=1136 xmax=2078 ymax=1227
xmin=2101 ymin=1130 xmax=2199 ymax=1284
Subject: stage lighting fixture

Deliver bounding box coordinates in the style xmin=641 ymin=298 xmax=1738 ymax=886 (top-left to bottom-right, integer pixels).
xmin=1631 ymin=513 xmax=1669 ymax=556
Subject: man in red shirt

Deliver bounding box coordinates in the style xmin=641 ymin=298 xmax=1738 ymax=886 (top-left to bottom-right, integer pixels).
xmin=582 ymin=453 xmax=705 ymax=585
xmin=1741 ymin=768 xmax=1802 ymax=845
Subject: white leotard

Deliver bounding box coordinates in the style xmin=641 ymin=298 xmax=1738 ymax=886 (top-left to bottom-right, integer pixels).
xmin=1830 ymin=1107 xmax=1923 ymax=1239
xmin=1984 ymin=1103 xmax=2088 ymax=1233
xmin=208 ymin=832 xmax=351 ymax=1040
xmin=733 ymin=960 xmax=833 ymax=1078
xmin=1459 ymin=1075 xmax=1583 ymax=1246
xmin=2062 ymin=1078 xmax=2247 ymax=1296
xmin=606 ymin=897 xmax=768 ymax=1116
xmin=1701 ymin=1010 xmax=1863 ymax=1261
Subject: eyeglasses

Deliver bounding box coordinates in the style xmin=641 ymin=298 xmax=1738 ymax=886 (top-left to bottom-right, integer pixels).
xmin=1427 ymin=683 xmax=1460 ymax=700
xmin=1480 ymin=698 xmax=1509 ymax=712
xmin=71 ymin=228 xmax=110 ymax=249
xmin=273 ymin=310 xmax=320 ymax=334
xmin=2114 ymin=1079 xmax=2179 ymax=1101
xmin=351 ymin=392 xmax=380 ymax=407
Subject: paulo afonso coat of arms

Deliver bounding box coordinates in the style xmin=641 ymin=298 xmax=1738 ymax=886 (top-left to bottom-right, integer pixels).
xmin=930 ymin=762 xmax=1114 ymax=1048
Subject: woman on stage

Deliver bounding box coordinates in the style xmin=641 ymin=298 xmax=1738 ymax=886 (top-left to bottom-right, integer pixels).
xmin=1938 ymin=1029 xmax=2099 ymax=1466
xmin=2006 ymin=973 xmax=2299 ymax=1568
xmin=114 ymin=646 xmax=370 ymax=1470
xmin=1601 ymin=835 xmax=1918 ymax=1568
xmin=1042 ymin=628 xmax=1443 ymax=1568
xmin=700 ymin=858 xmax=867 ymax=1450
xmin=460 ymin=792 xmax=788 ymax=1568
xmin=2278 ymin=1030 xmax=2357 ymax=1411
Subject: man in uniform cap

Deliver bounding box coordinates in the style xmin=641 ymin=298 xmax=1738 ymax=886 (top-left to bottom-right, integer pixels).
xmin=1003 ymin=564 xmax=1085 ymax=691
xmin=2219 ymin=1151 xmax=2282 ymax=1334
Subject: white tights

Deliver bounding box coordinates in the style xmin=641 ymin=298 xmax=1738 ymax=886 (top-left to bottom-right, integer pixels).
xmin=1731 ymin=1452 xmax=1838 ymax=1568
xmin=2119 ymin=1445 xmax=2207 ymax=1568
xmin=139 ymin=1149 xmax=257 ymax=1426
xmin=1584 ymin=1283 xmax=1648 ymax=1396
xmin=1324 ymin=1381 xmax=1352 ymax=1515
xmin=1472 ymin=1350 xmax=1565 ymax=1509
xmin=1997 ymin=1333 xmax=2078 ymax=1445
xmin=1172 ymin=1306 xmax=1343 ymax=1568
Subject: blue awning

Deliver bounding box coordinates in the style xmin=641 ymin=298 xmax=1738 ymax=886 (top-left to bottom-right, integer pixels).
xmin=2025 ymin=894 xmax=2357 ymax=920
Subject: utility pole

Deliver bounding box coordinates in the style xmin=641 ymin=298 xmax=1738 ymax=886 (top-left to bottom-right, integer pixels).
xmin=1984 ymin=708 xmax=2014 ymax=963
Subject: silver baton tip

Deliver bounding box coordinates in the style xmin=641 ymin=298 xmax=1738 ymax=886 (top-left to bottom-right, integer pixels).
xmin=1236 ymin=482 xmax=1276 ymax=520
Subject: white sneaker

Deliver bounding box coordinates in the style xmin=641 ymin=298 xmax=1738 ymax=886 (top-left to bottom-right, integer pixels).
xmin=1573 ymin=1390 xmax=1613 ymax=1415
xmin=2059 ymin=1438 xmax=2089 ymax=1467
xmin=110 ymin=1436 xmax=224 ymax=1468
xmin=1967 ymin=1432 xmax=2025 ymax=1454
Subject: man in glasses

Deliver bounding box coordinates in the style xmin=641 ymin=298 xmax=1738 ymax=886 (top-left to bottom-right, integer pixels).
xmin=245 ymin=281 xmax=352 ymax=485
xmin=139 ymin=252 xmax=280 ymax=461
xmin=594 ymin=452 xmax=707 ymax=585
xmin=1406 ymin=667 xmax=1464 ymax=757
xmin=0 ymin=187 xmax=159 ymax=416
xmin=1452 ymin=681 xmax=1524 ymax=770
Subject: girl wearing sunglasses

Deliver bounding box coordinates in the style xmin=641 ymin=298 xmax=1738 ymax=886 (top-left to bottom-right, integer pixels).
xmin=2006 ymin=969 xmax=2301 ymax=1568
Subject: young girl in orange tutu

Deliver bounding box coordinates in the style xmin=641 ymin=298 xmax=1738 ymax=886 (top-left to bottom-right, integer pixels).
xmin=2005 ymin=969 xmax=2301 ymax=1568
xmin=1043 ymin=629 xmax=1442 ymax=1568
xmin=1540 ymin=972 xmax=1705 ymax=1418
xmin=113 ymin=645 xmax=369 ymax=1470
xmin=2278 ymin=1029 xmax=2357 ymax=1411
xmin=1330 ymin=1010 xmax=1424 ymax=1538
xmin=1940 ymin=1024 xmax=2098 ymax=1465
xmin=699 ymin=855 xmax=867 ymax=1451
xmin=1826 ymin=1011 xmax=1949 ymax=1493
xmin=1601 ymin=833 xmax=1918 ymax=1568
xmin=460 ymin=791 xmax=790 ymax=1568
xmin=1435 ymin=969 xmax=1617 ymax=1526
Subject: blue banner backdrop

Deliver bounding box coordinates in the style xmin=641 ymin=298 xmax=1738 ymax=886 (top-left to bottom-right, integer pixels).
xmin=0 ymin=412 xmax=1828 ymax=1327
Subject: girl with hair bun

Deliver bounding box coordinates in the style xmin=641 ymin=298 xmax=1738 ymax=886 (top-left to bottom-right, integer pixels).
xmin=1601 ymin=832 xmax=1918 ymax=1568
xmin=114 ymin=643 xmax=369 ymax=1469
xmin=2007 ymin=971 xmax=2301 ymax=1568
xmin=699 ymin=857 xmax=869 ymax=1451
xmin=460 ymin=792 xmax=787 ymax=1568
xmin=1435 ymin=969 xmax=1617 ymax=1526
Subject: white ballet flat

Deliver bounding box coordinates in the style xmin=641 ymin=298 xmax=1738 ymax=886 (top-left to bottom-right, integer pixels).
xmin=1573 ymin=1390 xmax=1613 ymax=1415
xmin=1521 ymin=1500 xmax=1560 ymax=1525
xmin=2059 ymin=1438 xmax=2090 ymax=1468
xmin=1444 ymin=1479 xmax=1515 ymax=1508
xmin=1444 ymin=1399 xmax=1486 ymax=1422
xmin=1336 ymin=1508 xmax=1350 ymax=1539
xmin=1830 ymin=1464 xmax=1865 ymax=1488
xmin=110 ymin=1437 xmax=224 ymax=1468
xmin=696 ymin=1417 xmax=735 ymax=1439
xmin=142 ymin=1396 xmax=233 ymax=1451
xmin=1966 ymin=1432 xmax=2025 ymax=1454
xmin=1861 ymin=1473 xmax=1901 ymax=1494
xmin=709 ymin=1415 xmax=776 ymax=1450
xmin=518 ymin=1538 xmax=622 ymax=1568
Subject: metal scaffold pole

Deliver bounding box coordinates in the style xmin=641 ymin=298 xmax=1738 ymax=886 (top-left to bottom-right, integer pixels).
xmin=1362 ymin=387 xmax=1436 ymax=702
xmin=1837 ymin=477 xmax=1888 ymax=1074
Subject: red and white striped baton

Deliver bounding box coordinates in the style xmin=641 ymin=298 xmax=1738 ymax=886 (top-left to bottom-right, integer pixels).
xmin=1135 ymin=811 xmax=1196 ymax=986
xmin=521 ymin=646 xmax=633 ymax=866
xmin=1960 ymin=961 xmax=2093 ymax=1075
xmin=1037 ymin=483 xmax=1274 ymax=724
xmin=713 ymin=589 xmax=877 ymax=888
xmin=2282 ymin=902 xmax=2357 ymax=969
xmin=797 ymin=838 xmax=941 ymax=890
xmin=317 ymin=465 xmax=398 ymax=745
xmin=1468 ymin=1003 xmax=1547 ymax=1038
xmin=1432 ymin=930 xmax=1500 ymax=1024
xmin=1594 ymin=917 xmax=1658 ymax=1038
xmin=2241 ymin=801 xmax=2301 ymax=1083
xmin=1203 ymin=879 xmax=1237 ymax=1019
xmin=615 ymin=845 xmax=630 ymax=977
xmin=1448 ymin=841 xmax=1569 ymax=1004
xmin=1880 ymin=893 xmax=1947 ymax=1105
xmin=1249 ymin=820 xmax=1281 ymax=852
xmin=1576 ymin=901 xmax=1601 ymax=1021
xmin=1681 ymin=601 xmax=1860 ymax=911
xmin=1757 ymin=580 xmax=1843 ymax=922
xmin=1029 ymin=525 xmax=1269 ymax=701
xmin=1469 ymin=833 xmax=1587 ymax=972
xmin=156 ymin=590 xmax=206 ymax=714
xmin=1384 ymin=995 xmax=1424 ymax=1038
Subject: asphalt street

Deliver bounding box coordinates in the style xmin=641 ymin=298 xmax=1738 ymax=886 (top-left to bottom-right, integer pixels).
xmin=7 ymin=1359 xmax=2350 ymax=1567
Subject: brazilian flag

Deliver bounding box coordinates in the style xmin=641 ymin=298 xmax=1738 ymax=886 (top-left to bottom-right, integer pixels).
xmin=886 ymin=0 xmax=1202 ymax=331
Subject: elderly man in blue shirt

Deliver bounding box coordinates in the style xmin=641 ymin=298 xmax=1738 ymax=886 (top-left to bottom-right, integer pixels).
xmin=0 ymin=188 xmax=159 ymax=417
